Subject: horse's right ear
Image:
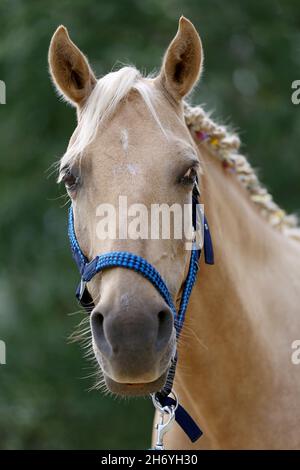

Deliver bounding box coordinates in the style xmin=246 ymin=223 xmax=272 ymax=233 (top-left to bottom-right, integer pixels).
xmin=48 ymin=26 xmax=96 ymax=107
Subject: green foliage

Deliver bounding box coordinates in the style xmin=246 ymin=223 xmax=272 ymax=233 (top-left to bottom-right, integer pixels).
xmin=0 ymin=0 xmax=299 ymax=449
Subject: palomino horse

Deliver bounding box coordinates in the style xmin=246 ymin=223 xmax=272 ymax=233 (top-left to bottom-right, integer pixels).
xmin=49 ymin=17 xmax=300 ymax=449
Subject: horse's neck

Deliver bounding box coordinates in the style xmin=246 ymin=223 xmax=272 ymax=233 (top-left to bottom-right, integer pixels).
xmin=174 ymin=146 xmax=300 ymax=448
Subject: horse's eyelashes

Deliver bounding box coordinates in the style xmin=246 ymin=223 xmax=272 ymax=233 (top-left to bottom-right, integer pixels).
xmin=62 ymin=169 xmax=80 ymax=193
xmin=180 ymin=166 xmax=198 ymax=186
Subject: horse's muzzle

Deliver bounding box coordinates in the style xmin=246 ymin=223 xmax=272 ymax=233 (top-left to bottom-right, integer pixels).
xmin=90 ymin=290 xmax=175 ymax=394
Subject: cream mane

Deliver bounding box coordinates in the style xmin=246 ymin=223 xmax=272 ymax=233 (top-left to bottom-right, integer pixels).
xmin=59 ymin=65 xmax=299 ymax=241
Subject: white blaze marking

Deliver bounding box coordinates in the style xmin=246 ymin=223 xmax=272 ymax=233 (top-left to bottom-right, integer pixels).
xmin=120 ymin=129 xmax=129 ymax=154
xmin=127 ymin=164 xmax=138 ymax=175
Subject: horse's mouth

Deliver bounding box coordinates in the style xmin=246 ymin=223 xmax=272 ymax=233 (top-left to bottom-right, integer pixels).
xmin=104 ymin=370 xmax=169 ymax=397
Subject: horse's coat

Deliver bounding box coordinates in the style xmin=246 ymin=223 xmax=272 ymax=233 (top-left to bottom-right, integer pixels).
xmin=49 ymin=17 xmax=300 ymax=449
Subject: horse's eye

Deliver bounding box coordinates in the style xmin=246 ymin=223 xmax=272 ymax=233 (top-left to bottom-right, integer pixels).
xmin=180 ymin=166 xmax=198 ymax=186
xmin=62 ymin=169 xmax=79 ymax=192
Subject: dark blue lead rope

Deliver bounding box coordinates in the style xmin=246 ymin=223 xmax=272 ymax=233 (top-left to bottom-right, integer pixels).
xmin=67 ymin=189 xmax=214 ymax=443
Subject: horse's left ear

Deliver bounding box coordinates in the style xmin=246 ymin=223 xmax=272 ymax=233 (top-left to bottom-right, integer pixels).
xmin=157 ymin=16 xmax=203 ymax=101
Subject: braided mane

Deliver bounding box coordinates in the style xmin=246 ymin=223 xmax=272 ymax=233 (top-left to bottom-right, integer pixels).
xmin=184 ymin=104 xmax=300 ymax=242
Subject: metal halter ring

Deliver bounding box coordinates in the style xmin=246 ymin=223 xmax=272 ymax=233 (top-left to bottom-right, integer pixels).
xmin=151 ymin=390 xmax=179 ymax=450
xmin=151 ymin=390 xmax=179 ymax=414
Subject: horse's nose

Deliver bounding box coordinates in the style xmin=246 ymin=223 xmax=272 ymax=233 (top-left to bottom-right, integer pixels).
xmin=90 ymin=298 xmax=174 ymax=382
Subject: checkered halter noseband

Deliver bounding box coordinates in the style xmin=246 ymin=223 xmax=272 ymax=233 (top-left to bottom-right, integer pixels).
xmin=67 ymin=181 xmax=214 ymax=443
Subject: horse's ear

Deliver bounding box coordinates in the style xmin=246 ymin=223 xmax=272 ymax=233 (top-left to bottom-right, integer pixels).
xmin=157 ymin=16 xmax=203 ymax=101
xmin=48 ymin=26 xmax=96 ymax=107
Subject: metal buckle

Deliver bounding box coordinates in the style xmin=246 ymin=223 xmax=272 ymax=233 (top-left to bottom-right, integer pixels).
xmin=78 ymin=279 xmax=87 ymax=300
xmin=151 ymin=390 xmax=178 ymax=450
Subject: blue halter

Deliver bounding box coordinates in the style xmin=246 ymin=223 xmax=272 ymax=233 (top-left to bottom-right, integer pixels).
xmin=67 ymin=183 xmax=214 ymax=443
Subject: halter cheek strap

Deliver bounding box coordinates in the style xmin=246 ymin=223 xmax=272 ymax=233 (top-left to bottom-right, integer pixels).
xmin=67 ymin=185 xmax=214 ymax=443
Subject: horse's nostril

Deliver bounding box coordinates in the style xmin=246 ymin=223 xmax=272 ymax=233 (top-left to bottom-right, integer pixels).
xmin=92 ymin=311 xmax=103 ymax=330
xmin=91 ymin=312 xmax=111 ymax=357
xmin=156 ymin=309 xmax=173 ymax=352
xmin=158 ymin=310 xmax=166 ymax=322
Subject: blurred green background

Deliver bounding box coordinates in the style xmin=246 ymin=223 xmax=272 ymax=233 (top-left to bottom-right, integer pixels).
xmin=0 ymin=0 xmax=299 ymax=449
